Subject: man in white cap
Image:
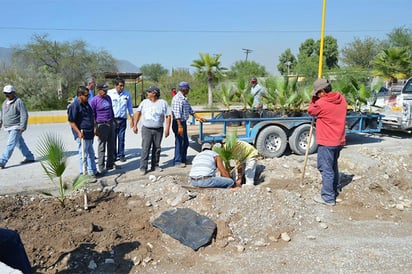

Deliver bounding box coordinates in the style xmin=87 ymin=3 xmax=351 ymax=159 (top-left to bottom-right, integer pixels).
xmin=189 ymin=142 xmax=235 ymax=188
xmin=0 ymin=85 xmax=35 ymax=169
xmin=308 ymin=79 xmax=347 ymax=206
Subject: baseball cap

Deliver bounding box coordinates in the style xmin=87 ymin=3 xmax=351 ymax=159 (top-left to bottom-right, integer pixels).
xmin=312 ymin=79 xmax=330 ymax=96
xmin=146 ymin=85 xmax=161 ymax=96
xmin=178 ymin=81 xmax=191 ymax=90
xmin=3 ymin=85 xmax=16 ymax=94
xmin=96 ymin=83 xmax=109 ymax=91
xmin=201 ymin=142 xmax=212 ymax=151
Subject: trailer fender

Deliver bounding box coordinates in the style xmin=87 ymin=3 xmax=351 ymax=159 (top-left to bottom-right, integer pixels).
xmin=255 ymin=125 xmax=288 ymax=158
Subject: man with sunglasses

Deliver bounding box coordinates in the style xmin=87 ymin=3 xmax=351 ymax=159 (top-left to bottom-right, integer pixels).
xmin=0 ymin=85 xmax=35 ymax=169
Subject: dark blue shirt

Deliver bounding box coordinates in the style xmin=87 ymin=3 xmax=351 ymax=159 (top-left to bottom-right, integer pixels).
xmin=67 ymin=99 xmax=95 ymax=140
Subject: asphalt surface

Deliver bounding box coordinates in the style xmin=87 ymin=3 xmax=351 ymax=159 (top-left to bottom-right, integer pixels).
xmin=0 ymin=111 xmax=199 ymax=195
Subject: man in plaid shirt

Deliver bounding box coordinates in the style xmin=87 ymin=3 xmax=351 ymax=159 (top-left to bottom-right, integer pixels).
xmin=171 ymin=81 xmax=205 ymax=167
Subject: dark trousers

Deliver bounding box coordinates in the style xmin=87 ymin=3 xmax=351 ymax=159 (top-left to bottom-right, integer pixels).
xmin=0 ymin=228 xmax=32 ymax=273
xmin=140 ymin=126 xmax=164 ymax=171
xmin=114 ymin=118 xmax=127 ymax=158
xmin=96 ymin=122 xmax=115 ymax=171
xmin=317 ymin=145 xmax=343 ymax=203
xmin=172 ymin=119 xmax=189 ymax=164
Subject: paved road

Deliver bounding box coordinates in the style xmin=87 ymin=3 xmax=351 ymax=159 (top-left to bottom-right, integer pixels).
xmin=0 ymin=121 xmax=199 ymax=195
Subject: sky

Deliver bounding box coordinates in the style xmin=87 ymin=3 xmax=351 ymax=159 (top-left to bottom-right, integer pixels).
xmin=0 ymin=0 xmax=411 ymax=75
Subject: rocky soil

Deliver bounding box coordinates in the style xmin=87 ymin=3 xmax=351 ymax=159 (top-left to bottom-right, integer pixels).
xmin=1 ymin=130 xmax=412 ymax=273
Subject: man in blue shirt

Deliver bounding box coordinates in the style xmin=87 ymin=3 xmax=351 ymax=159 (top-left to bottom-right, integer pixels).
xmin=108 ymin=77 xmax=134 ymax=162
xmin=67 ymin=86 xmax=100 ymax=180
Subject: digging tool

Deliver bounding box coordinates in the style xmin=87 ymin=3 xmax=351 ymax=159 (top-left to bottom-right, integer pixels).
xmin=300 ymin=118 xmax=314 ymax=186
xmin=81 ymin=130 xmax=88 ymax=210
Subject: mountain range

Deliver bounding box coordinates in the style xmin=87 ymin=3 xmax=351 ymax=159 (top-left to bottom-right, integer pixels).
xmin=0 ymin=46 xmax=139 ymax=73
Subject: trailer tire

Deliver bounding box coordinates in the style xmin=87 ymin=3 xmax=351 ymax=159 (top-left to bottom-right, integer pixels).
xmin=289 ymin=124 xmax=318 ymax=155
xmin=255 ymin=126 xmax=287 ymax=158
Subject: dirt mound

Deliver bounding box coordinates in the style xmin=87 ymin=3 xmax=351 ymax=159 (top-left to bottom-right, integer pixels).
xmin=1 ymin=132 xmax=412 ymax=273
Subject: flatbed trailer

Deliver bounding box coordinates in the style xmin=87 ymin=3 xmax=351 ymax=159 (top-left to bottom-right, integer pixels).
xmin=190 ymin=111 xmax=383 ymax=158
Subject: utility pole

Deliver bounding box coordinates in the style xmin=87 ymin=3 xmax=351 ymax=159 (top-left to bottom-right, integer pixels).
xmin=242 ymin=48 xmax=253 ymax=61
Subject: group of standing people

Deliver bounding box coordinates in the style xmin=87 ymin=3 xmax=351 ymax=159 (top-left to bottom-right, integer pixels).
xmin=68 ymin=77 xmax=134 ymax=179
xmin=68 ymin=78 xmax=208 ymax=180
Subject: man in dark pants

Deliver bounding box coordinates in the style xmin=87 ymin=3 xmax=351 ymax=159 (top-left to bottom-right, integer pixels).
xmin=108 ymin=77 xmax=134 ymax=162
xmin=0 ymin=228 xmax=32 ymax=273
xmin=133 ymin=86 xmax=171 ymax=174
xmin=171 ymin=81 xmax=205 ymax=167
xmin=308 ymin=79 xmax=347 ymax=206
xmin=90 ymin=83 xmax=117 ymax=173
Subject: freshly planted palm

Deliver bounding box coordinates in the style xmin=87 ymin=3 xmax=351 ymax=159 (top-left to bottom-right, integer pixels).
xmin=37 ymin=132 xmax=88 ymax=207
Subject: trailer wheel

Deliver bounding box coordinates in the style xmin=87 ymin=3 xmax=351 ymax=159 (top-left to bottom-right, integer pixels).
xmin=255 ymin=126 xmax=287 ymax=158
xmin=289 ymin=124 xmax=318 ymax=155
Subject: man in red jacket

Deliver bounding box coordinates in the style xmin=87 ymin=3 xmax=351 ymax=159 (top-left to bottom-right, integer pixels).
xmin=308 ymin=79 xmax=347 ymax=206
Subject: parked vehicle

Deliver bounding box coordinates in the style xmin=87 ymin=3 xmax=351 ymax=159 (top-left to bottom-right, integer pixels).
xmin=371 ymin=77 xmax=412 ymax=132
xmin=190 ymin=111 xmax=382 ymax=158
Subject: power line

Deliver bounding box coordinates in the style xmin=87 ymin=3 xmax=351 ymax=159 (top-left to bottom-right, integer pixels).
xmin=0 ymin=26 xmax=406 ymax=34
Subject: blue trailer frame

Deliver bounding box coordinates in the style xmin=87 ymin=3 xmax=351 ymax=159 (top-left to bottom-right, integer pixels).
xmin=191 ymin=111 xmax=383 ymax=158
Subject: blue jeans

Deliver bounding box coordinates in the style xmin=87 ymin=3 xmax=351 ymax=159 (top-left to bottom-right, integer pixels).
xmin=172 ymin=120 xmax=189 ymax=165
xmin=0 ymin=129 xmax=34 ymax=166
xmin=76 ymin=138 xmax=97 ymax=175
xmin=114 ymin=118 xmax=127 ymax=158
xmin=191 ymin=176 xmax=234 ymax=188
xmin=140 ymin=126 xmax=163 ymax=171
xmin=0 ymin=228 xmax=32 ymax=273
xmin=317 ymin=145 xmax=343 ymax=203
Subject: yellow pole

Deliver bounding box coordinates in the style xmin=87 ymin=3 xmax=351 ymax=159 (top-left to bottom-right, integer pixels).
xmin=301 ymin=0 xmax=327 ymax=185
xmin=318 ymin=0 xmax=327 ymax=78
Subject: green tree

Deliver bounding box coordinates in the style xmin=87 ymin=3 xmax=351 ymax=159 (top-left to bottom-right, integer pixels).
xmin=372 ymin=47 xmax=412 ymax=82
xmin=294 ymin=36 xmax=339 ymax=78
xmin=277 ymin=48 xmax=297 ymax=76
xmin=321 ymin=35 xmax=339 ymax=69
xmin=386 ymin=26 xmax=412 ymax=52
xmin=11 ymin=34 xmax=117 ymax=109
xmin=228 ymin=60 xmax=267 ymax=79
xmin=191 ymin=53 xmax=228 ymax=108
xmin=140 ymin=63 xmax=168 ymax=83
xmin=341 ymin=37 xmax=382 ymax=69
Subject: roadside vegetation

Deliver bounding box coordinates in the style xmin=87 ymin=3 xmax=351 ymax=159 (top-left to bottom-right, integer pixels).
xmin=0 ymin=27 xmax=411 ymax=111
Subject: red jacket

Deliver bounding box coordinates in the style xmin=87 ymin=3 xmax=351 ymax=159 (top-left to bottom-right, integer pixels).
xmin=308 ymin=92 xmax=347 ymax=146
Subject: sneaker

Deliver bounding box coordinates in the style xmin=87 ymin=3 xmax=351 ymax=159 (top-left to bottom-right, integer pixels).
xmin=313 ymin=195 xmax=335 ymax=206
xmin=20 ymin=159 xmax=35 ymax=164
xmin=138 ymin=169 xmax=146 ymax=175
xmin=119 ymin=156 xmax=126 ymax=162
xmin=0 ymin=163 xmax=4 ymax=169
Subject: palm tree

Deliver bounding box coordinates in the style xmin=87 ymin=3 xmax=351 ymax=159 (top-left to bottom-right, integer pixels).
xmin=37 ymin=132 xmax=88 ymax=207
xmin=372 ymin=47 xmax=412 ymax=83
xmin=191 ymin=53 xmax=228 ymax=108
